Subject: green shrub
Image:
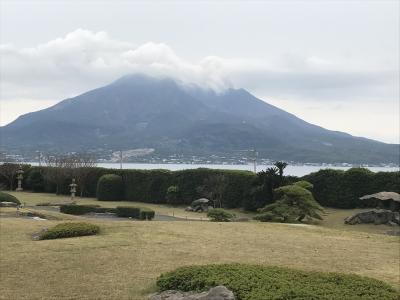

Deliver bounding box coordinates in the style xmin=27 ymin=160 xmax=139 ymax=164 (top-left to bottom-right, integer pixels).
xmin=60 ymin=204 xmax=99 ymax=215
xmin=139 ymin=208 xmax=155 ymax=220
xmin=0 ymin=191 xmax=21 ymax=205
xmin=156 ymin=264 xmax=398 ymax=300
xmin=116 ymin=206 xmax=141 ymax=218
xmin=96 ymin=174 xmax=124 ymax=201
xmin=39 ymin=222 xmax=100 ymax=240
xmin=293 ymin=180 xmax=313 ymax=190
xmin=207 ymin=208 xmax=235 ymax=222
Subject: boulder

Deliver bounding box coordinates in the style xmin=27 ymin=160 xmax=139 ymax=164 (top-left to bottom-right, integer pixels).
xmin=149 ymin=286 xmax=235 ymax=300
xmin=0 ymin=201 xmax=18 ymax=207
xmin=344 ymin=210 xmax=399 ymax=225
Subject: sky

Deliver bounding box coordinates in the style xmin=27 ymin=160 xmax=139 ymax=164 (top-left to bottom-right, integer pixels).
xmin=0 ymin=0 xmax=399 ymax=143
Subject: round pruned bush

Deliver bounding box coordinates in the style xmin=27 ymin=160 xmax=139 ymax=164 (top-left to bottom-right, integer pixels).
xmin=0 ymin=191 xmax=21 ymax=205
xmin=96 ymin=174 xmax=124 ymax=201
xmin=207 ymin=208 xmax=235 ymax=222
xmin=156 ymin=264 xmax=398 ymax=300
xmin=39 ymin=222 xmax=100 ymax=240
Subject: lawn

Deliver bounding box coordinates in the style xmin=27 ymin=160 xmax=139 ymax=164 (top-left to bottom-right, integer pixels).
xmin=0 ymin=192 xmax=399 ymax=299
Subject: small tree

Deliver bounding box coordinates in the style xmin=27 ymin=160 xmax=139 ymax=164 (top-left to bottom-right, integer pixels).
xmin=255 ymin=185 xmax=323 ymax=223
xmin=43 ymin=154 xmax=74 ymax=194
xmin=197 ymin=174 xmax=227 ymax=208
xmin=71 ymin=153 xmax=97 ymax=197
xmin=166 ymin=185 xmax=181 ymax=205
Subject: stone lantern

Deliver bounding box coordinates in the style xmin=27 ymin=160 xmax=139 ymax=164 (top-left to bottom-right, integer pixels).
xmin=69 ymin=178 xmax=77 ymax=200
xmin=16 ymin=167 xmax=24 ymax=191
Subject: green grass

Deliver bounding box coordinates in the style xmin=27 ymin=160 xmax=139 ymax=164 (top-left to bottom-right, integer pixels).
xmin=0 ymin=192 xmax=398 ymax=299
xmin=157 ymin=264 xmax=399 ymax=300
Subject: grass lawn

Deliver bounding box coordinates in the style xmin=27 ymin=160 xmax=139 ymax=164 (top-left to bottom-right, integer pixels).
xmin=0 ymin=192 xmax=399 ymax=299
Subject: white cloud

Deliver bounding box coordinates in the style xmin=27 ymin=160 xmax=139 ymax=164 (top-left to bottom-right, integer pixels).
xmin=0 ymin=29 xmax=398 ymax=143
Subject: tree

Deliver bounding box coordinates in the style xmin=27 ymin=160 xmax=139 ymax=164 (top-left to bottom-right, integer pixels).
xmin=274 ymin=161 xmax=288 ymax=182
xmin=197 ymin=174 xmax=227 ymax=208
xmin=43 ymin=154 xmax=74 ymax=194
xmin=71 ymin=153 xmax=97 ymax=197
xmin=255 ymin=184 xmax=323 ymax=223
xmin=0 ymin=163 xmax=20 ymax=190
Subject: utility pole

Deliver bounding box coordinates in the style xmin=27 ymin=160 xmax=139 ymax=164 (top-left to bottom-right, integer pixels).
xmin=251 ymin=149 xmax=257 ymax=173
xmin=120 ymin=150 xmax=123 ymax=169
xmin=38 ymin=151 xmax=42 ymax=167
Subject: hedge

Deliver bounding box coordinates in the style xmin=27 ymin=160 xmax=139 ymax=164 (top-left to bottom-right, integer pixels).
xmin=60 ymin=204 xmax=116 ymax=215
xmin=156 ymin=264 xmax=398 ymax=300
xmin=0 ymin=191 xmax=21 ymax=205
xmin=139 ymin=208 xmax=155 ymax=220
xmin=303 ymin=168 xmax=400 ymax=208
xmin=39 ymin=222 xmax=100 ymax=240
xmin=4 ymin=165 xmax=399 ymax=209
xmin=115 ymin=206 xmax=141 ymax=218
xmin=97 ymin=174 xmax=124 ymax=201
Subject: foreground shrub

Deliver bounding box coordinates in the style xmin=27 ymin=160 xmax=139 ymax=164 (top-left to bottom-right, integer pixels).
xmin=207 ymin=208 xmax=235 ymax=222
xmin=116 ymin=206 xmax=141 ymax=218
xmin=0 ymin=191 xmax=21 ymax=205
xmin=39 ymin=222 xmax=100 ymax=240
xmin=255 ymin=185 xmax=323 ymax=223
xmin=157 ymin=264 xmax=398 ymax=300
xmin=96 ymin=174 xmax=124 ymax=201
xmin=139 ymin=208 xmax=155 ymax=220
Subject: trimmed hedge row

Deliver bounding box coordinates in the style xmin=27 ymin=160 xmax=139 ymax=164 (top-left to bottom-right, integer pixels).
xmin=156 ymin=264 xmax=398 ymax=300
xmin=39 ymin=222 xmax=100 ymax=240
xmin=59 ymin=204 xmax=116 ymax=215
xmin=303 ymin=168 xmax=400 ymax=208
xmin=115 ymin=206 xmax=155 ymax=220
xmin=59 ymin=204 xmax=155 ymax=220
xmin=5 ymin=165 xmax=399 ymax=209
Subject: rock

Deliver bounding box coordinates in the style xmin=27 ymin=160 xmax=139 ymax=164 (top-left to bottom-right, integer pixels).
xmin=0 ymin=201 xmax=18 ymax=207
xmin=185 ymin=207 xmax=194 ymax=212
xmin=344 ymin=210 xmax=399 ymax=226
xmin=149 ymin=286 xmax=235 ymax=300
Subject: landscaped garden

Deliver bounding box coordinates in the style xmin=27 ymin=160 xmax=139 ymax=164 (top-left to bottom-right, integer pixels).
xmin=0 ymin=163 xmax=399 ymax=299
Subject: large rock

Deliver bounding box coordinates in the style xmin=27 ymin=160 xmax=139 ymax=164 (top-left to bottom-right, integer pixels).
xmin=149 ymin=286 xmax=235 ymax=300
xmin=344 ymin=210 xmax=400 ymax=225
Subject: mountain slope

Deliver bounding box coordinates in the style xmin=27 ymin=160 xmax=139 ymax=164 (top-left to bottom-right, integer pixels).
xmin=1 ymin=74 xmax=398 ymax=163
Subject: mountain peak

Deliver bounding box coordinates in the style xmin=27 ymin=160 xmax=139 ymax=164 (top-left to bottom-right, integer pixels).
xmin=1 ymin=74 xmax=397 ymax=164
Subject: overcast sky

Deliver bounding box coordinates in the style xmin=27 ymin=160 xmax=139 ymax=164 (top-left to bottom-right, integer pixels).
xmin=0 ymin=0 xmax=399 ymax=143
